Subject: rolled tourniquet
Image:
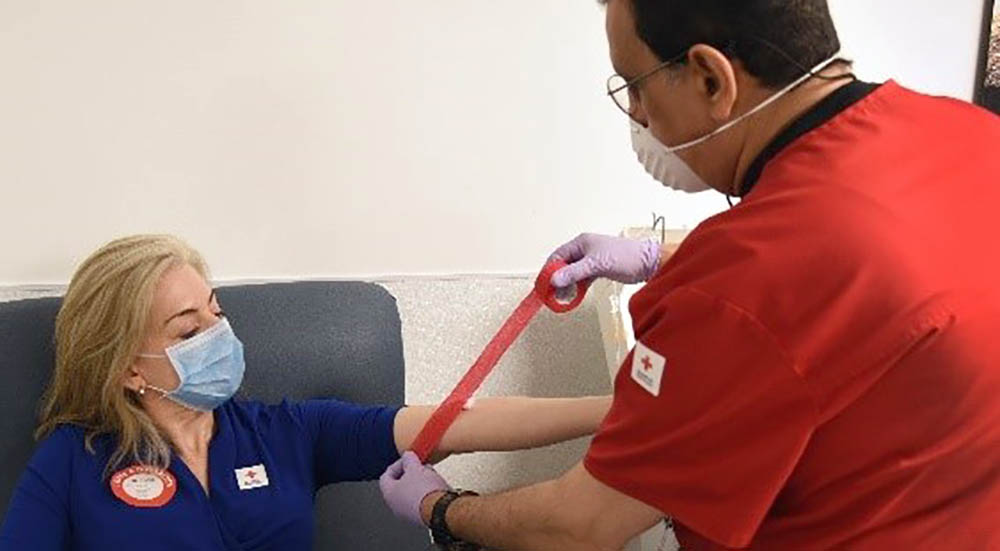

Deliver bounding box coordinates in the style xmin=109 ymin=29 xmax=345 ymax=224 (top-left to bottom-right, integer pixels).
xmin=408 ymin=259 xmax=590 ymax=462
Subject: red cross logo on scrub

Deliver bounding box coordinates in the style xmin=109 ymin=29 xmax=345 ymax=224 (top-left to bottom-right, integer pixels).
xmin=235 ymin=464 xmax=269 ymax=490
xmin=631 ymin=342 xmax=665 ymax=397
xmin=641 ymin=356 xmax=653 ymax=371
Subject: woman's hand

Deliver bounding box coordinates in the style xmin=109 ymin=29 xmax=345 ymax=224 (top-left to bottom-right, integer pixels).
xmin=393 ymin=396 xmax=612 ymax=463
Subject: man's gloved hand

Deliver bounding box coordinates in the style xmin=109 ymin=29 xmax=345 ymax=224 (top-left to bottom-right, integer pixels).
xmin=379 ymin=451 xmax=451 ymax=526
xmin=549 ymin=233 xmax=661 ymax=289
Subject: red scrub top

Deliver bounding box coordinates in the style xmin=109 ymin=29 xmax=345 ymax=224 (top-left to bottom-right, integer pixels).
xmin=585 ymin=81 xmax=1000 ymax=550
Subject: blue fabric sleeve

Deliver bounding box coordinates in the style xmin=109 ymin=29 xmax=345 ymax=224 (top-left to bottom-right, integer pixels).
xmin=0 ymin=428 xmax=73 ymax=551
xmin=288 ymin=400 xmax=401 ymax=487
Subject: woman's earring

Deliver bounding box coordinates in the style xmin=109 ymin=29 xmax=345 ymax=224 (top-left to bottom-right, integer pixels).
xmin=138 ymin=386 xmax=146 ymax=396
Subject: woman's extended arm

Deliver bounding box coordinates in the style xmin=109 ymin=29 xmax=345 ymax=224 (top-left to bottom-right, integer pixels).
xmin=393 ymin=396 xmax=612 ymax=463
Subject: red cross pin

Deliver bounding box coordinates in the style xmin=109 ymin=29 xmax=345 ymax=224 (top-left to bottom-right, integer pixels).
xmin=641 ymin=356 xmax=653 ymax=371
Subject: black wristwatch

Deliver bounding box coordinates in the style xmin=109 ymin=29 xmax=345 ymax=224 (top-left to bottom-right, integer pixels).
xmin=429 ymin=489 xmax=481 ymax=550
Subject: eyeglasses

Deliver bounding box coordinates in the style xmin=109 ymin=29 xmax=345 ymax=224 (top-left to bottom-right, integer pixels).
xmin=606 ymin=51 xmax=688 ymax=118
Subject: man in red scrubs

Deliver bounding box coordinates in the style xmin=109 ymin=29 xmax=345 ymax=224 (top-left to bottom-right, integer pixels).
xmin=381 ymin=0 xmax=1000 ymax=549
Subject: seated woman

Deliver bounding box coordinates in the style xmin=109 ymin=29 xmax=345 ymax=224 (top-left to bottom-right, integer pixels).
xmin=0 ymin=235 xmax=610 ymax=550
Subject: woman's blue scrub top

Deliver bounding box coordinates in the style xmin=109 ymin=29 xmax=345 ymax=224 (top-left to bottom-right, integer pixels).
xmin=0 ymin=399 xmax=401 ymax=550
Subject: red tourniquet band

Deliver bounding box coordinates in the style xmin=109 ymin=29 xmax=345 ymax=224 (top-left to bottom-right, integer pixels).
xmin=409 ymin=260 xmax=590 ymax=462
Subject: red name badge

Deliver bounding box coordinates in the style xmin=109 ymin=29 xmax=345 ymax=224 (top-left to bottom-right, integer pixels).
xmin=110 ymin=465 xmax=177 ymax=508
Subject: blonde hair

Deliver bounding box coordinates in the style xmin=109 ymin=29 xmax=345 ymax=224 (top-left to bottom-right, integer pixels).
xmin=36 ymin=234 xmax=210 ymax=475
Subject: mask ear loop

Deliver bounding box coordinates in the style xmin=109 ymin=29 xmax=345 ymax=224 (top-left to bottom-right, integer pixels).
xmin=744 ymin=35 xmax=857 ymax=83
xmin=132 ymin=384 xmax=168 ymax=407
xmin=144 ymin=384 xmax=172 ymax=400
xmin=133 ymin=375 xmax=172 ymax=402
xmin=720 ymin=37 xmax=855 ymax=207
xmin=134 ymin=350 xmax=180 ymax=402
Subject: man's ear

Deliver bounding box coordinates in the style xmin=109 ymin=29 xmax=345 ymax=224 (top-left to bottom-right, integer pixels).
xmin=687 ymin=44 xmax=739 ymax=122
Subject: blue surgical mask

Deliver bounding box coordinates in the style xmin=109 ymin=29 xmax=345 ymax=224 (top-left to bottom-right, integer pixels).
xmin=138 ymin=318 xmax=245 ymax=411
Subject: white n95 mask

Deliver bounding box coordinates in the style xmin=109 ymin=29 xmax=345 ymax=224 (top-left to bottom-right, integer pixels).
xmin=630 ymin=52 xmax=842 ymax=194
xmin=631 ymin=120 xmax=713 ymax=193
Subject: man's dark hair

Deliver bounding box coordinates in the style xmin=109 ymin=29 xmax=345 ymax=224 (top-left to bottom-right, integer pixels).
xmin=601 ymin=0 xmax=842 ymax=88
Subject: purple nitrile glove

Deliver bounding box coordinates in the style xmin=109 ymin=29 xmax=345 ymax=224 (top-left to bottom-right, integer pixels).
xmin=549 ymin=233 xmax=661 ymax=289
xmin=379 ymin=451 xmax=451 ymax=526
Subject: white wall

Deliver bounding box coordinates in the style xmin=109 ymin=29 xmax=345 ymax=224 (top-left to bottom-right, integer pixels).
xmin=0 ymin=0 xmax=986 ymax=285
xmin=829 ymin=0 xmax=985 ymax=100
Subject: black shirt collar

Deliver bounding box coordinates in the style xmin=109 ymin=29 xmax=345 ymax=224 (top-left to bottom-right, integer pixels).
xmin=738 ymin=80 xmax=881 ymax=197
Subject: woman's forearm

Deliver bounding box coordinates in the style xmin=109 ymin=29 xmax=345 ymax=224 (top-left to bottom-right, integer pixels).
xmin=393 ymin=396 xmax=612 ymax=461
